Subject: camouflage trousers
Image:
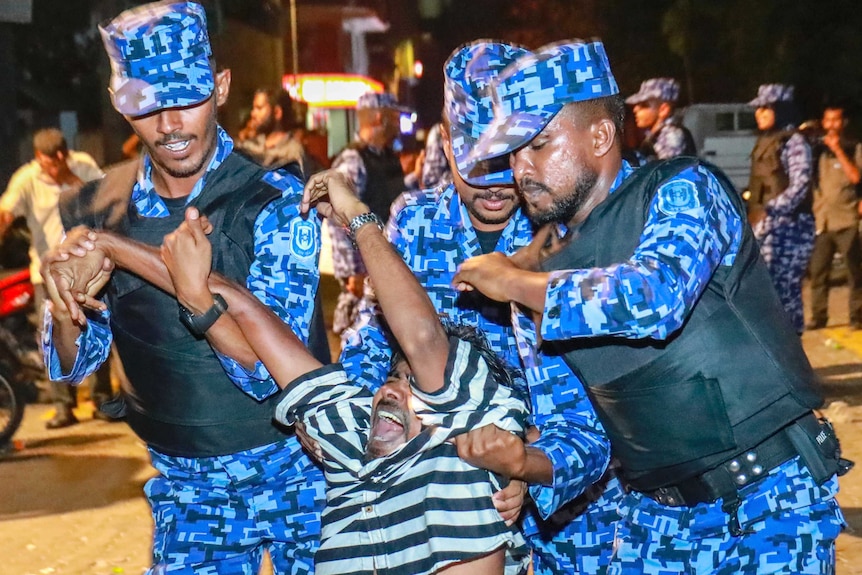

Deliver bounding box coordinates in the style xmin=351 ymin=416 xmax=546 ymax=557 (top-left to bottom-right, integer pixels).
xmin=608 ymin=458 xmax=844 ymax=574
xmin=144 ymin=438 xmax=326 ymax=575
xmin=527 ymin=474 xmax=624 ymax=575
xmin=757 ymin=216 xmax=816 ymax=333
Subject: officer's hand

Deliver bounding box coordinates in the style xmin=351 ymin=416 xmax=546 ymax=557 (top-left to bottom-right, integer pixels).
xmin=453 ymin=425 xmax=528 ymax=479
xmin=161 ymin=207 xmax=213 ymax=312
xmin=509 ymin=225 xmax=561 ymax=271
xmin=493 ymin=479 xmax=527 ymax=526
xmin=42 ymin=228 xmax=113 ymax=324
xmin=301 ymin=169 xmax=368 ymax=227
xmin=295 ymin=420 xmax=324 ymax=463
xmin=452 ymin=252 xmax=518 ymax=302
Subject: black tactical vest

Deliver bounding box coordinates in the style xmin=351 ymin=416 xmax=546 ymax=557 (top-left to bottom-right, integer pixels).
xmin=59 ymin=153 xmax=319 ymax=457
xmin=541 ymin=158 xmax=823 ymax=490
xmin=353 ymin=144 xmax=405 ymax=223
xmin=747 ymin=129 xmax=811 ymax=215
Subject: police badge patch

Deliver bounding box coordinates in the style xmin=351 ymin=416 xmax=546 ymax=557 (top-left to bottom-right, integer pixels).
xmin=657 ymin=180 xmax=700 ymax=216
xmin=289 ymin=218 xmax=317 ymax=263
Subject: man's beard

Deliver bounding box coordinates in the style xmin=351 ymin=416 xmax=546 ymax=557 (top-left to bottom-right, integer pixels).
xmin=365 ymin=398 xmax=410 ymax=460
xmin=143 ymin=115 xmax=217 ymax=179
xmin=256 ymin=113 xmax=275 ymax=136
xmin=520 ymin=165 xmax=599 ymax=226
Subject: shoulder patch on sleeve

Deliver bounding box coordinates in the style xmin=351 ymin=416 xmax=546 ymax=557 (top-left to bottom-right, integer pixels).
xmin=289 ymin=218 xmax=318 ymax=263
xmin=656 ymin=179 xmax=700 ymax=215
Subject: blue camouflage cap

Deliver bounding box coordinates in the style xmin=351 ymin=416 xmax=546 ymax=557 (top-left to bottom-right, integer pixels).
xmin=357 ymin=92 xmax=401 ymax=110
xmin=625 ymin=77 xmax=680 ymax=105
xmin=99 ymin=1 xmax=214 ymax=117
xmin=748 ymin=84 xmax=795 ymax=107
xmin=465 ymin=40 xmax=618 ymax=172
xmin=445 ymin=40 xmax=530 ymax=186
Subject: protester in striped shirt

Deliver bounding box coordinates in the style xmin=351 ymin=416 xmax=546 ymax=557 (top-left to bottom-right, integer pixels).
xmin=149 ymin=170 xmax=532 ymax=575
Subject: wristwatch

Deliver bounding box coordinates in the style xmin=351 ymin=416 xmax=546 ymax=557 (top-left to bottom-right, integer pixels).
xmin=178 ymin=293 xmax=228 ymax=336
xmin=347 ymin=211 xmax=384 ymax=246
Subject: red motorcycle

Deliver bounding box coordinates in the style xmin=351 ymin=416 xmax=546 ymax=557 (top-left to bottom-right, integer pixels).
xmin=0 ymin=267 xmax=41 ymax=448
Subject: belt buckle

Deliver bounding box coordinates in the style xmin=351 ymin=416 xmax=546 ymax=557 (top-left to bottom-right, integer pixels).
xmin=651 ymin=486 xmax=684 ymax=507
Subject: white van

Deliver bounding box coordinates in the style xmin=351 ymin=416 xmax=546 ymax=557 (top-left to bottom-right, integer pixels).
xmin=681 ymin=103 xmax=758 ymax=192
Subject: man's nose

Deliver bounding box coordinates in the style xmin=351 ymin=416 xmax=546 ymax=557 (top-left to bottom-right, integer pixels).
xmin=511 ymin=149 xmax=531 ymax=182
xmin=157 ymin=109 xmax=182 ymax=134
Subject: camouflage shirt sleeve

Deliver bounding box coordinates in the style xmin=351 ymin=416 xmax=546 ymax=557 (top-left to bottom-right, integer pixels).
xmin=512 ymin=307 xmax=610 ymax=517
xmin=217 ymin=170 xmax=322 ymax=399
xmin=541 ymin=164 xmax=742 ymax=341
xmin=766 ymin=132 xmax=812 ymax=216
xmin=43 ymin=307 xmax=113 ymax=384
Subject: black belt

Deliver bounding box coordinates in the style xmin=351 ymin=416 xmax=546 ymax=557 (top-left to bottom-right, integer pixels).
xmin=639 ymin=426 xmax=799 ymax=508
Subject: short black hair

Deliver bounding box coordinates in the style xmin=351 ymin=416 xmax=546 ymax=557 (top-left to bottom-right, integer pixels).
xmin=389 ymin=319 xmax=529 ymax=406
xmin=565 ymin=94 xmax=626 ymax=142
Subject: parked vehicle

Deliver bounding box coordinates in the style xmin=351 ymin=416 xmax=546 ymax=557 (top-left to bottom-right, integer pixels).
xmin=682 ymin=103 xmax=758 ymax=192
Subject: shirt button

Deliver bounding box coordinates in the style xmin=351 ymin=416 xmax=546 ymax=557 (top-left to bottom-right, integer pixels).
xmin=364 ymin=505 xmax=373 ymax=513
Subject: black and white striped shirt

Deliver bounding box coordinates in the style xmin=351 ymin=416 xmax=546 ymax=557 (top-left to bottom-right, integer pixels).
xmin=275 ymin=336 xmax=530 ymax=575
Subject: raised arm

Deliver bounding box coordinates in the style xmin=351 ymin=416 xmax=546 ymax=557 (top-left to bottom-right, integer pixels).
xmin=160 ymin=209 xmax=322 ymax=386
xmin=302 ymin=169 xmax=450 ymax=393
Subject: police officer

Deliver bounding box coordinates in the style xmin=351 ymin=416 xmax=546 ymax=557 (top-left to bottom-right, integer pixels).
xmin=452 ymin=40 xmax=848 ymax=573
xmin=342 ymin=40 xmax=621 ymax=574
xmin=41 ymin=2 xmax=326 ymax=573
xmin=747 ymin=84 xmax=815 ymax=333
xmin=328 ymin=92 xmax=414 ymax=337
xmin=626 ymin=77 xmax=696 ymax=162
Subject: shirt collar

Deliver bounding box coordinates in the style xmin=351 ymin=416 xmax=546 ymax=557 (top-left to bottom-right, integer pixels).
xmin=131 ymin=126 xmax=233 ymax=218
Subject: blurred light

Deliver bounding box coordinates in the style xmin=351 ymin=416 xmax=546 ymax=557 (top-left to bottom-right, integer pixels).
xmin=283 ymin=74 xmax=384 ymax=108
xmin=413 ymin=60 xmax=424 ymax=79
xmin=400 ymin=113 xmax=415 ymax=135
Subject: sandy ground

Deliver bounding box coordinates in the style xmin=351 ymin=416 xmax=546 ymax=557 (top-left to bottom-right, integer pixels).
xmin=0 ymin=276 xmax=860 ymax=575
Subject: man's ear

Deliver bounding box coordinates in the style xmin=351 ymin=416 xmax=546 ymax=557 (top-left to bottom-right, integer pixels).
xmin=274 ymin=104 xmax=284 ymax=123
xmin=592 ymin=118 xmax=616 ymax=157
xmin=214 ymin=69 xmax=231 ymax=107
xmin=657 ymin=101 xmax=672 ymax=121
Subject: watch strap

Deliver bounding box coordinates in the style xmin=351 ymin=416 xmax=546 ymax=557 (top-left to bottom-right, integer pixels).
xmin=347 ymin=211 xmax=383 ymax=246
xmin=179 ymin=293 xmax=228 ymax=336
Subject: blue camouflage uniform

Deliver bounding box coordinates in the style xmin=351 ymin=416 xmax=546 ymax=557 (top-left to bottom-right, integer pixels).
xmin=340 ymin=183 xmax=620 ymax=574
xmin=44 ymin=4 xmax=326 ymax=573
xmin=646 ymin=116 xmax=695 ymax=160
xmin=463 ymin=41 xmax=845 ymax=575
xmin=45 ymin=127 xmax=327 ymax=575
xmin=539 ymin=160 xmax=842 ymax=575
xmin=625 ymin=77 xmax=696 ymax=162
xmin=752 ymin=134 xmax=815 ymax=332
xmin=329 ymin=103 xmax=415 ymax=337
xmin=747 ymin=83 xmax=815 ymax=333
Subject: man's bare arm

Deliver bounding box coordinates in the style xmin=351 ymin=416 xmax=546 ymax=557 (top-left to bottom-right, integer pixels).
xmin=302 ymin=170 xmax=450 ymax=393
xmin=59 ymin=226 xmax=263 ymax=370
xmin=161 ymin=209 xmax=322 ymax=387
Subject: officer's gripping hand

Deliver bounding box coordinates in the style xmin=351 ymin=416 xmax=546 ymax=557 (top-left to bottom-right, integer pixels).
xmin=42 ymin=226 xmax=113 ymax=325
